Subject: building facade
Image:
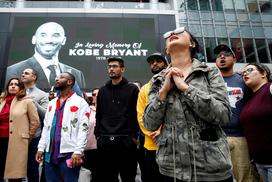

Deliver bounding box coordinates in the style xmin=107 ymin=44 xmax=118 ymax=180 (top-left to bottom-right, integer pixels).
xmin=176 ymin=0 xmax=272 ymax=63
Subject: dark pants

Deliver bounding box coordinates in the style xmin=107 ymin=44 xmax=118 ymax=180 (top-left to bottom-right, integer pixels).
xmin=137 ymin=134 xmax=146 ymax=182
xmin=163 ymin=175 xmax=233 ymax=182
xmin=0 ymin=138 xmax=8 ymax=181
xmin=96 ymin=136 xmax=138 ymax=182
xmin=144 ymin=149 xmax=163 ymax=182
xmin=28 ymin=137 xmax=40 ymax=182
xmin=8 ymin=179 xmax=22 ymax=182
xmin=83 ymin=149 xmax=99 ymax=182
xmin=44 ymin=159 xmax=80 ymax=182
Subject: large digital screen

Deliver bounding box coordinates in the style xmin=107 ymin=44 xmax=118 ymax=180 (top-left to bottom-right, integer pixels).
xmin=0 ymin=13 xmax=175 ymax=91
xmin=2 ymin=15 xmax=170 ymax=91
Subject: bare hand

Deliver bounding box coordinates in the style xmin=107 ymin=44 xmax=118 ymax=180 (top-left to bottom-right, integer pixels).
xmin=35 ymin=151 xmax=44 ymax=163
xmin=170 ymin=67 xmax=189 ymax=92
xmin=71 ymin=154 xmax=83 ymax=168
xmin=149 ymin=131 xmax=160 ymax=142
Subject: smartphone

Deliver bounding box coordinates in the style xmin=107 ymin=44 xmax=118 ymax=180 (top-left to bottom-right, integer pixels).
xmin=66 ymin=159 xmax=72 ymax=168
xmin=66 ymin=158 xmax=83 ymax=168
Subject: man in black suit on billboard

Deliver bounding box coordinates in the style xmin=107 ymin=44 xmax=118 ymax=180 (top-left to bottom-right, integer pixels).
xmin=6 ymin=22 xmax=86 ymax=91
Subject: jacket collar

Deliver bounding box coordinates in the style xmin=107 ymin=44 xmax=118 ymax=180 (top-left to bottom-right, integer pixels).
xmin=152 ymin=58 xmax=210 ymax=84
xmin=106 ymin=77 xmax=128 ymax=87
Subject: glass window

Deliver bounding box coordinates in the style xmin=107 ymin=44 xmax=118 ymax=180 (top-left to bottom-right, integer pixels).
xmin=187 ymin=0 xmax=198 ymax=10
xmin=211 ymin=0 xmax=223 ymax=11
xmin=215 ymin=25 xmax=228 ymax=37
xmin=247 ymin=0 xmax=258 ymax=13
xmin=201 ymin=12 xmax=212 ymax=20
xmin=262 ymin=14 xmax=272 ymax=22
xmin=231 ymin=38 xmax=244 ymax=62
xmin=234 ymin=0 xmax=246 ymax=11
xmin=214 ymin=12 xmax=224 ymax=21
xmin=255 ymin=39 xmax=269 ymax=63
xmin=249 ymin=13 xmax=261 ymax=22
xmin=196 ymin=37 xmax=206 ymax=62
xmin=259 ymin=1 xmax=271 ymax=13
xmin=188 ymin=11 xmax=200 ymax=20
xmin=237 ymin=13 xmax=249 ymax=22
xmin=199 ymin=0 xmax=210 ymax=11
xmin=225 ymin=13 xmax=236 ymax=21
xmin=205 ymin=37 xmax=217 ymax=62
xmin=179 ymin=12 xmax=187 ymax=21
xmin=189 ymin=24 xmax=202 ymax=37
xmin=240 ymin=25 xmax=252 ymax=38
xmin=264 ymin=27 xmax=272 ymax=39
xmin=223 ymin=0 xmax=234 ymax=11
xmin=243 ymin=39 xmax=256 ymax=63
xmin=228 ymin=25 xmax=240 ymax=38
xmin=253 ymin=26 xmax=265 ymax=38
xmin=217 ymin=38 xmax=229 ymax=45
xmin=203 ymin=24 xmax=215 ymax=37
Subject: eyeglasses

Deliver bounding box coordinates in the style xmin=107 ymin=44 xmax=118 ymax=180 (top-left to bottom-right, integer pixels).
xmin=107 ymin=64 xmax=120 ymax=69
xmin=242 ymin=68 xmax=256 ymax=75
xmin=163 ymin=27 xmax=186 ymax=39
xmin=216 ymin=52 xmax=233 ymax=58
xmin=22 ymin=71 xmax=31 ymax=75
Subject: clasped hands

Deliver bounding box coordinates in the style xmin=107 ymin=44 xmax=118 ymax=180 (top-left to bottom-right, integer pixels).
xmin=159 ymin=67 xmax=189 ymax=101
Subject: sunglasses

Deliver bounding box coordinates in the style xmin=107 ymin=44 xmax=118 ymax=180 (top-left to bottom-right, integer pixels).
xmin=216 ymin=52 xmax=233 ymax=58
xmin=242 ymin=68 xmax=256 ymax=75
xmin=163 ymin=27 xmax=186 ymax=39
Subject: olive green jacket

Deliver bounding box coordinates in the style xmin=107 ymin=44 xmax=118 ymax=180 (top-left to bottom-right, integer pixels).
xmin=143 ymin=59 xmax=232 ymax=181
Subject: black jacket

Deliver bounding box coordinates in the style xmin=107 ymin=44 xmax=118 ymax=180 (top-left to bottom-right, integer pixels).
xmin=95 ymin=78 xmax=139 ymax=137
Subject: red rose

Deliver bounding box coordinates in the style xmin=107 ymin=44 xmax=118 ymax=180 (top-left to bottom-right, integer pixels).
xmin=85 ymin=112 xmax=90 ymax=119
xmin=70 ymin=106 xmax=79 ymax=112
xmin=49 ymin=106 xmax=52 ymax=112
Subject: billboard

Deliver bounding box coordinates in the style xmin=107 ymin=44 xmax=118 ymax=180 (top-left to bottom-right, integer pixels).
xmin=0 ymin=13 xmax=175 ymax=91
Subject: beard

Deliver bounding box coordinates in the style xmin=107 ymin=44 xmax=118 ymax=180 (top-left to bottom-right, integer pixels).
xmin=151 ymin=68 xmax=165 ymax=74
xmin=109 ymin=73 xmax=121 ymax=79
xmin=54 ymin=85 xmax=64 ymax=91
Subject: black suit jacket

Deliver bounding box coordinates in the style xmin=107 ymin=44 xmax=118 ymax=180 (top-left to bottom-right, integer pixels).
xmin=6 ymin=56 xmax=86 ymax=91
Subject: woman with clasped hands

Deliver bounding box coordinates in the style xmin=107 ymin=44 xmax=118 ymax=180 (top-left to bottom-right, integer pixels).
xmin=143 ymin=27 xmax=233 ymax=182
xmin=0 ymin=78 xmax=39 ymax=182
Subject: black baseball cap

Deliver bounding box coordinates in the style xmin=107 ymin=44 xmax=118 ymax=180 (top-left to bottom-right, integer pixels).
xmin=147 ymin=52 xmax=168 ymax=64
xmin=214 ymin=44 xmax=235 ymax=57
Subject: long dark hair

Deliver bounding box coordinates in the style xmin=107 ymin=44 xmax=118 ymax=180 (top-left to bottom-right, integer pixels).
xmin=187 ymin=30 xmax=200 ymax=59
xmin=0 ymin=78 xmax=26 ymax=99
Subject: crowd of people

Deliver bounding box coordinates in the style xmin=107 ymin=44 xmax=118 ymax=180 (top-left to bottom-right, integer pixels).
xmin=0 ymin=26 xmax=272 ymax=182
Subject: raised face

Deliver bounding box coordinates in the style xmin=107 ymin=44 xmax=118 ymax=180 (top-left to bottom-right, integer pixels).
xmin=33 ymin=22 xmax=66 ymax=59
xmin=54 ymin=73 xmax=72 ymax=90
xmin=164 ymin=27 xmax=193 ymax=54
xmin=8 ymin=79 xmax=20 ymax=95
xmin=242 ymin=65 xmax=267 ymax=89
xmin=215 ymin=50 xmax=236 ymax=70
xmin=149 ymin=58 xmax=167 ymax=74
xmin=21 ymin=68 xmax=36 ymax=84
xmin=107 ymin=61 xmax=124 ymax=79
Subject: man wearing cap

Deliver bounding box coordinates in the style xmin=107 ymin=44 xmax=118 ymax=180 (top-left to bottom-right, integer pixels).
xmin=94 ymin=57 xmax=139 ymax=182
xmin=137 ymin=52 xmax=168 ymax=182
xmin=214 ymin=44 xmax=258 ymax=182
